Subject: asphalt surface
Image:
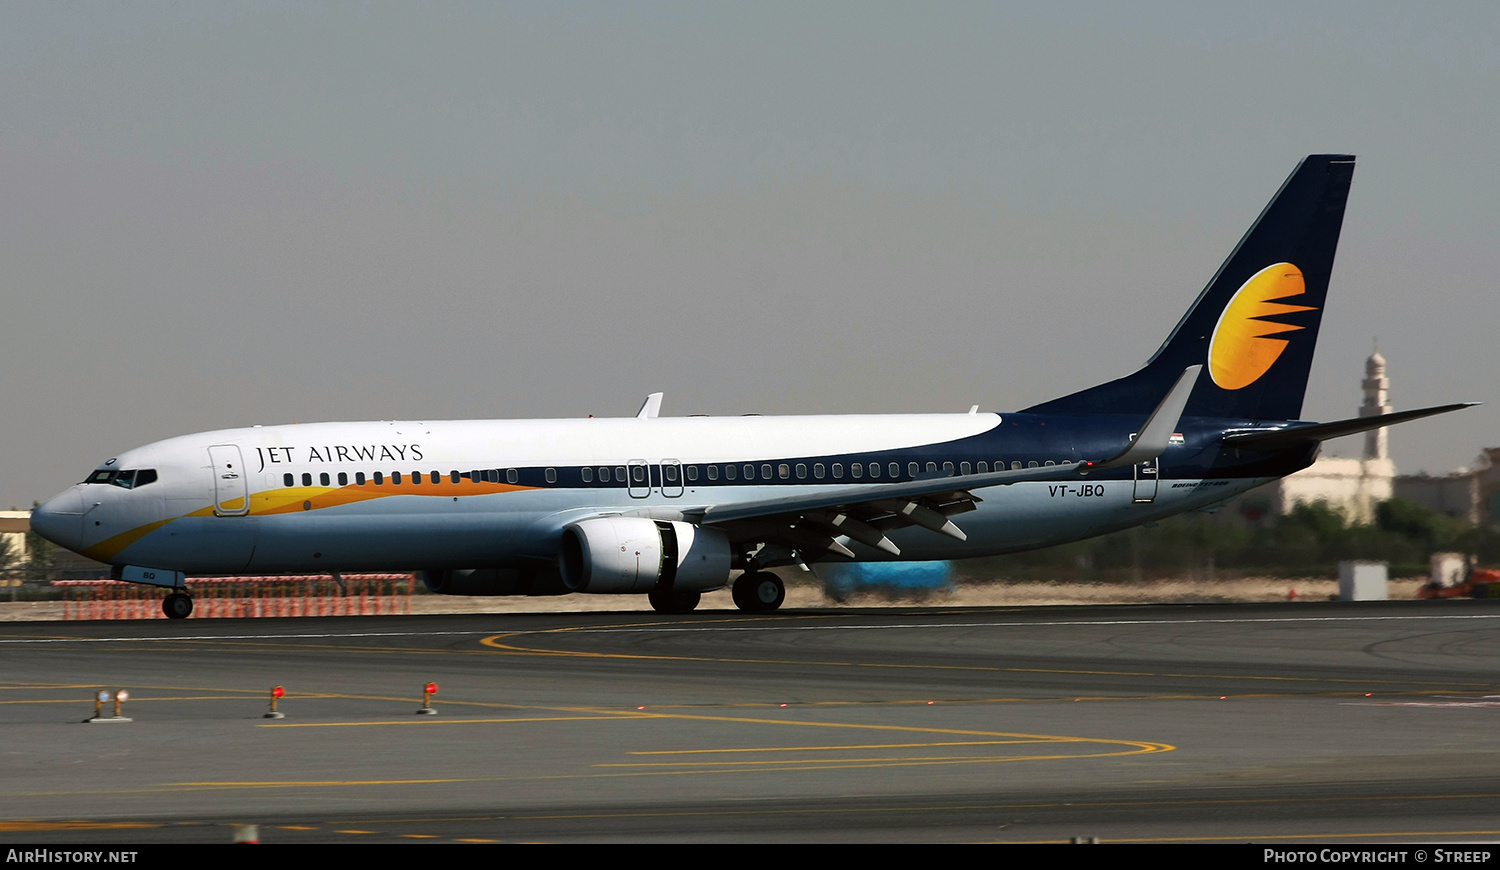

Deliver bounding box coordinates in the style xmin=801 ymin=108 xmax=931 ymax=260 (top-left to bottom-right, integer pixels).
xmin=3 ymin=600 xmax=1500 ymax=843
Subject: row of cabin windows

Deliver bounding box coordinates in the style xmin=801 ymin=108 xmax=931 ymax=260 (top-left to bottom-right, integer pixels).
xmin=285 ymin=470 xmax=471 ymax=487
xmin=281 ymin=458 xmax=1061 ymax=490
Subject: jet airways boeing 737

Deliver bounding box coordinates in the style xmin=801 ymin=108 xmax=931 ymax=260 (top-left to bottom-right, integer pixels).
xmin=31 ymin=155 xmax=1473 ymax=618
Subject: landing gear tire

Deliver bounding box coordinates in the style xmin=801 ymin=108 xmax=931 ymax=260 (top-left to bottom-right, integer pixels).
xmin=648 ymin=590 xmax=701 ymax=614
xmin=733 ymin=571 xmax=785 ymax=613
xmin=162 ymin=592 xmax=193 ymax=620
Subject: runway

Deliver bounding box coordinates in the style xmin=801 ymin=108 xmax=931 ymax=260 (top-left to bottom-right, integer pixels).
xmin=3 ymin=600 xmax=1500 ymax=843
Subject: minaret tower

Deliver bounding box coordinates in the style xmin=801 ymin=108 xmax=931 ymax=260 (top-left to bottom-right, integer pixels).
xmin=1360 ymin=348 xmax=1393 ymax=461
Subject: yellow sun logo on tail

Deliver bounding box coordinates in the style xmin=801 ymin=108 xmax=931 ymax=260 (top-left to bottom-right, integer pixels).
xmin=1208 ymin=263 xmax=1315 ymax=390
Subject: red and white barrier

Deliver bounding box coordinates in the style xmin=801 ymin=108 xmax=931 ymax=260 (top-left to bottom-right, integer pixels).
xmin=53 ymin=574 xmax=415 ymax=620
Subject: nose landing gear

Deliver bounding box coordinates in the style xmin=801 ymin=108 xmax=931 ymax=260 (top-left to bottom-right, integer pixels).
xmin=162 ymin=592 xmax=194 ymax=620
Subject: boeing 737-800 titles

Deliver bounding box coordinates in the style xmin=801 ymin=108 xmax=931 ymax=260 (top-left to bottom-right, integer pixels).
xmin=31 ymin=155 xmax=1473 ymax=618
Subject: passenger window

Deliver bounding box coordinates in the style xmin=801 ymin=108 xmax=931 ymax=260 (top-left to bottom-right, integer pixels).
xmin=614 ymin=466 xmax=626 ymax=482
xmin=743 ymin=465 xmax=755 ymax=480
xmin=1012 ymin=461 xmax=1022 ymax=470
xmin=707 ymin=465 xmax=719 ymax=481
xmin=778 ymin=463 xmax=790 ymax=480
xmin=582 ymin=467 xmax=594 ymax=483
xmin=942 ymin=462 xmax=954 ymax=475
xmin=795 ymin=463 xmax=806 ymax=479
xmin=889 ymin=462 xmax=899 ymax=478
xmin=338 ymin=472 xmax=348 ymax=486
xmin=485 ymin=469 xmax=499 ymax=483
xmin=545 ymin=468 xmax=557 ymax=484
xmin=1044 ymin=460 xmax=1055 ymax=467
xmin=977 ymin=461 xmax=988 ymax=473
xmin=1027 ymin=461 xmax=1038 ymax=468
xmin=430 ymin=471 xmax=439 ymax=484
xmin=908 ymin=462 xmax=919 ymax=477
xmin=356 ymin=472 xmax=366 ymax=485
xmin=761 ymin=464 xmax=773 ymax=480
xmin=284 ymin=473 xmax=294 ymax=487
xmin=868 ymin=463 xmax=879 ymax=479
xmin=394 ymin=472 xmax=403 ymax=484
xmin=508 ymin=469 xmax=520 ymax=485
xmin=632 ymin=465 xmax=646 ymax=483
xmin=411 ymin=472 xmax=421 ymax=485
xmin=814 ymin=463 xmax=825 ymax=479
xmin=960 ymin=462 xmax=971 ymax=475
xmin=851 ymin=463 xmax=863 ymax=479
xmin=832 ymin=463 xmax=844 ymax=479
xmin=725 ymin=465 xmax=737 ymax=481
xmin=665 ymin=465 xmax=678 ymax=483
xmin=686 ymin=466 xmax=698 ymax=482
xmin=374 ymin=472 xmax=384 ymax=485
xmin=926 ymin=462 xmax=937 ymax=473
xmin=598 ymin=467 xmax=609 ymax=483
xmin=450 ymin=471 xmax=460 ymax=484
xmin=320 ymin=472 xmax=331 ymax=486
xmin=302 ymin=473 xmax=313 ymax=486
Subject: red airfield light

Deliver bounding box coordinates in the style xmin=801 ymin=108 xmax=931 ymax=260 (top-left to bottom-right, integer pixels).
xmin=417 ymin=682 xmax=439 ymax=716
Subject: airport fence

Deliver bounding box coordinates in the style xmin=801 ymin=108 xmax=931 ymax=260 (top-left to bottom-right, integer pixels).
xmin=52 ymin=574 xmax=415 ymax=619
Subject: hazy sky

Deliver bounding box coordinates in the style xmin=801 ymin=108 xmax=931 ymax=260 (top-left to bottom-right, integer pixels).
xmin=4 ymin=2 xmax=1497 ymax=508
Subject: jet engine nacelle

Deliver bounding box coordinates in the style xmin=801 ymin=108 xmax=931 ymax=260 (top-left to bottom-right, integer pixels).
xmin=559 ymin=517 xmax=731 ymax=594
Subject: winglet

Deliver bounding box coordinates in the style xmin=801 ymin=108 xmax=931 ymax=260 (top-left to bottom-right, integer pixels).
xmin=1094 ymin=366 xmax=1202 ymax=469
xmin=636 ymin=392 xmax=664 ymax=419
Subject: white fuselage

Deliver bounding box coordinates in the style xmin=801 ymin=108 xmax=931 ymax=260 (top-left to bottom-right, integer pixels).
xmin=33 ymin=412 xmax=1261 ymax=579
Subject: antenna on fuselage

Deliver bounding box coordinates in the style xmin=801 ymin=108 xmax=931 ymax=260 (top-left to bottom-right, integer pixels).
xmin=636 ymin=392 xmax=663 ymax=419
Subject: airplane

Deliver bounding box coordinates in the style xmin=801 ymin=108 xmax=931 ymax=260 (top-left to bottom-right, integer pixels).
xmin=30 ymin=154 xmax=1474 ymax=619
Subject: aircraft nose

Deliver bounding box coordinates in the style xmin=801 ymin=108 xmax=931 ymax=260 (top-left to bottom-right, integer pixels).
xmin=31 ymin=488 xmax=84 ymax=551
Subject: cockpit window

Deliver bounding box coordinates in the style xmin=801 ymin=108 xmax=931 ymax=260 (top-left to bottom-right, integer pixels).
xmin=82 ymin=468 xmax=158 ymax=489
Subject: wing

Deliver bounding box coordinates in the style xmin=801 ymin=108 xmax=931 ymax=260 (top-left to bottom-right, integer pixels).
xmin=681 ymin=366 xmax=1202 ymax=562
xmin=691 ymin=461 xmax=1090 ymax=558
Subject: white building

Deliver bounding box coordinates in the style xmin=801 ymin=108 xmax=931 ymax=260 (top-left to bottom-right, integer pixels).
xmin=0 ymin=511 xmax=29 ymax=578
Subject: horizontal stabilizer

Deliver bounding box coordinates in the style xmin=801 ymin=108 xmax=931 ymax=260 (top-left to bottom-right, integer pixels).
xmin=1221 ymin=403 xmax=1478 ymax=450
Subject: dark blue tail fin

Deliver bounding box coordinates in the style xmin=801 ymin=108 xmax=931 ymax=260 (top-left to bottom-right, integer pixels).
xmin=1024 ymin=155 xmax=1355 ymax=422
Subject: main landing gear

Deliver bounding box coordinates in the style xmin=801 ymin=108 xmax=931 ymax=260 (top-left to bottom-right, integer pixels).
xmin=648 ymin=590 xmax=701 ymax=614
xmin=162 ymin=592 xmax=194 ymax=620
xmin=732 ymin=571 xmax=785 ymax=613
